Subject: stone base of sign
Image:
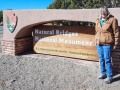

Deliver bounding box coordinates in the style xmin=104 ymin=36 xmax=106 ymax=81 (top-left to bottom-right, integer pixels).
xmin=112 ymin=48 xmax=120 ymax=73
xmin=1 ymin=37 xmax=33 ymax=55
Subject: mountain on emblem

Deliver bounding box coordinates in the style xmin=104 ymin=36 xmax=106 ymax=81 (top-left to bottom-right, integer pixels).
xmin=6 ymin=12 xmax=17 ymax=33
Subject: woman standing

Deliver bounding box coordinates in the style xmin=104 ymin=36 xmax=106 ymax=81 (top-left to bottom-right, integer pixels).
xmin=95 ymin=7 xmax=119 ymax=84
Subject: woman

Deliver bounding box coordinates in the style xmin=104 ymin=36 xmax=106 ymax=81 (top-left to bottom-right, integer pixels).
xmin=95 ymin=7 xmax=119 ymax=84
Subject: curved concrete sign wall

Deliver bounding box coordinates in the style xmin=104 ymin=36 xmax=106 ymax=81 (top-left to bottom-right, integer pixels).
xmin=2 ymin=9 xmax=120 ymax=40
xmin=1 ymin=9 xmax=120 ymax=72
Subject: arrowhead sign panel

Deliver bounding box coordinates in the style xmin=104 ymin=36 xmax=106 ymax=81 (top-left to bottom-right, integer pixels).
xmin=6 ymin=12 xmax=17 ymax=33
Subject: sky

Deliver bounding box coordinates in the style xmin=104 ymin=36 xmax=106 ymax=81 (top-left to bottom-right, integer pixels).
xmin=0 ymin=0 xmax=54 ymax=10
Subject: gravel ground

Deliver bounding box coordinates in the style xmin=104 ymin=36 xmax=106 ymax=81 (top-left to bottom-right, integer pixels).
xmin=0 ymin=30 xmax=120 ymax=90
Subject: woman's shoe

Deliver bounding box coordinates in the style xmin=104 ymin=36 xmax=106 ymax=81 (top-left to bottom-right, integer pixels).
xmin=98 ymin=74 xmax=107 ymax=79
xmin=104 ymin=77 xmax=113 ymax=84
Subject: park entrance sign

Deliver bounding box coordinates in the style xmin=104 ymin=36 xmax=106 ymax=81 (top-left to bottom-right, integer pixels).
xmin=33 ymin=25 xmax=98 ymax=61
xmin=2 ymin=9 xmax=120 ymax=72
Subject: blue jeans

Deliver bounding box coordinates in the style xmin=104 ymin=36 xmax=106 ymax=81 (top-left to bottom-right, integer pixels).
xmin=97 ymin=45 xmax=113 ymax=78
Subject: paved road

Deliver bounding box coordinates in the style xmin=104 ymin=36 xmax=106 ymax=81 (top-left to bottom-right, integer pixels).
xmin=0 ymin=26 xmax=3 ymax=30
xmin=0 ymin=26 xmax=3 ymax=34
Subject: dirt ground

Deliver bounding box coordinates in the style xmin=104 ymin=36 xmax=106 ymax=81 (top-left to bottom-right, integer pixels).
xmin=0 ymin=31 xmax=120 ymax=90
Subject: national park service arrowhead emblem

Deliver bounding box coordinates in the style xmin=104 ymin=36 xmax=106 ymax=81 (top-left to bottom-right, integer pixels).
xmin=6 ymin=12 xmax=17 ymax=33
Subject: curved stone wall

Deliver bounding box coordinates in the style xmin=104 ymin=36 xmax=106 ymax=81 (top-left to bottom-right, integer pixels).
xmin=3 ymin=8 xmax=120 ymax=40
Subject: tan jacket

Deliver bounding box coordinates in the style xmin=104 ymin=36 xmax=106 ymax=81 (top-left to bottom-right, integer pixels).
xmin=95 ymin=15 xmax=119 ymax=46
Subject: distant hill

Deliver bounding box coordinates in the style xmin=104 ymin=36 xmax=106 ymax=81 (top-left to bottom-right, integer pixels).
xmin=0 ymin=11 xmax=3 ymax=23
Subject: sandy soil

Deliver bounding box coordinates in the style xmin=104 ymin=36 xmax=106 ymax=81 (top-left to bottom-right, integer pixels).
xmin=0 ymin=29 xmax=120 ymax=90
